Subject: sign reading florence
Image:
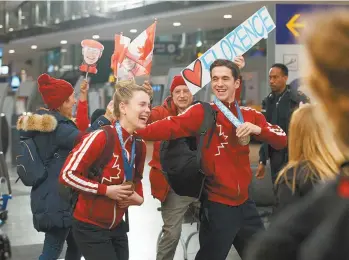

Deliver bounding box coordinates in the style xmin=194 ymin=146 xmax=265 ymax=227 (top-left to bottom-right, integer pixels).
xmin=182 ymin=6 xmax=276 ymax=95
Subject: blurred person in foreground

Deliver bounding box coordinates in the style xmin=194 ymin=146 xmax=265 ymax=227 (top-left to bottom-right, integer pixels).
xmin=274 ymin=104 xmax=345 ymax=212
xmin=245 ymin=10 xmax=349 ymax=260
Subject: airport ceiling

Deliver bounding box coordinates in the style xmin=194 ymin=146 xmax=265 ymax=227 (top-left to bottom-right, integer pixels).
xmin=3 ymin=1 xmax=268 ymax=61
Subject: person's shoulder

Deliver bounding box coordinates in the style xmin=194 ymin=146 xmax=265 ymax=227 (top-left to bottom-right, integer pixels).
xmin=284 ymin=161 xmax=315 ymax=182
xmin=290 ymin=88 xmax=310 ymax=103
xmin=240 ymin=106 xmax=263 ymax=116
xmin=82 ymin=128 xmax=108 ymax=145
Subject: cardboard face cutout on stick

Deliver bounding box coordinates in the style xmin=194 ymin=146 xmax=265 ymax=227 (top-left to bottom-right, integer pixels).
xmin=181 ymin=6 xmax=276 ymax=95
xmin=79 ymin=39 xmax=104 ymax=76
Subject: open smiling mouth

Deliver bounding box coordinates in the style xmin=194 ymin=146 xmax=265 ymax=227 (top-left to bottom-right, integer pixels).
xmin=139 ymin=115 xmax=148 ymax=123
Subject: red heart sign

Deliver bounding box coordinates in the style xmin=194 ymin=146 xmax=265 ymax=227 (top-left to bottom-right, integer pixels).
xmin=182 ymin=59 xmax=202 ymax=88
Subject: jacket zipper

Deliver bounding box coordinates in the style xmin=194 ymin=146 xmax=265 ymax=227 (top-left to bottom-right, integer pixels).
xmin=109 ymin=203 xmax=117 ymax=229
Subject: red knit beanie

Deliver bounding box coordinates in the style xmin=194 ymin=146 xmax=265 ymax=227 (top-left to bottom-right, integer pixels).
xmin=170 ymin=75 xmax=186 ymax=93
xmin=37 ymin=74 xmax=74 ymax=110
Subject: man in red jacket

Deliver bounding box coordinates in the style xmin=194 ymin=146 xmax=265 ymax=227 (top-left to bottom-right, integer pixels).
xmin=147 ymin=75 xmax=196 ymax=260
xmin=137 ymin=59 xmax=287 ymax=260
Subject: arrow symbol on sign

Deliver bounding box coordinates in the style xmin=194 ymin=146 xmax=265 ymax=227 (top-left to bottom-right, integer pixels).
xmin=286 ymin=14 xmax=305 ymax=37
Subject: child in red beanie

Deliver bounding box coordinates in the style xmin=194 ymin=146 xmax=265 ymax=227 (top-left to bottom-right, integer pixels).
xmin=17 ymin=73 xmax=114 ymax=260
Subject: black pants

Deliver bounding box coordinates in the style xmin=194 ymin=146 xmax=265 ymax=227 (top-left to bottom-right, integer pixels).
xmin=72 ymin=219 xmax=129 ymax=260
xmin=195 ymin=199 xmax=264 ymax=260
xmin=270 ymin=150 xmax=286 ymax=184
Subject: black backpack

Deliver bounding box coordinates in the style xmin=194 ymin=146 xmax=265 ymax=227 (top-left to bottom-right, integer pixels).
xmin=159 ymin=102 xmax=217 ymax=199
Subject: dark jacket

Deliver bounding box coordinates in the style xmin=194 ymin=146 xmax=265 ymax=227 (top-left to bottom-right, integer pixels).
xmin=17 ymin=109 xmax=110 ymax=232
xmin=259 ymin=87 xmax=309 ymax=168
xmin=245 ymin=162 xmax=349 ymax=260
xmin=275 ymin=161 xmax=319 ymax=212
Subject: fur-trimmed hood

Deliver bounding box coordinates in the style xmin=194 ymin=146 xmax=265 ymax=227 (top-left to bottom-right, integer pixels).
xmin=17 ymin=113 xmax=58 ymax=133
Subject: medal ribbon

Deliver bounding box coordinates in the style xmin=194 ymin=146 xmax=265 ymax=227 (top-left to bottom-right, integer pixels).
xmin=115 ymin=121 xmax=136 ymax=181
xmin=213 ymin=97 xmax=244 ymax=126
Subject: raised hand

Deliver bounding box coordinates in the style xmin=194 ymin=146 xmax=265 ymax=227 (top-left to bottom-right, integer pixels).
xmin=234 ymin=56 xmax=246 ymax=69
xmin=79 ymin=80 xmax=89 ymax=102
xmin=104 ymin=100 xmax=116 ymax=122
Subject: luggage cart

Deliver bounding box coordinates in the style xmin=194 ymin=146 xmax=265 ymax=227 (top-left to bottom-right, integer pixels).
xmin=0 ymin=177 xmax=11 ymax=225
xmin=156 ymin=203 xmax=200 ymax=260
xmin=0 ymin=177 xmax=11 ymax=259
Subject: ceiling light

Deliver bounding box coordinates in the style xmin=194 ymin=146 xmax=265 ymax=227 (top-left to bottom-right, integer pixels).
xmin=130 ymin=29 xmax=137 ymax=33
xmin=60 ymin=40 xmax=67 ymax=44
xmin=61 ymin=48 xmax=67 ymax=53
xmin=173 ymin=22 xmax=181 ymax=27
xmin=0 ymin=25 xmax=3 ymax=29
xmin=31 ymin=45 xmax=37 ymax=50
xmin=224 ymin=14 xmax=232 ymax=19
xmin=92 ymin=34 xmax=100 ymax=39
xmin=8 ymin=28 xmax=13 ymax=32
xmin=8 ymin=50 xmax=15 ymax=54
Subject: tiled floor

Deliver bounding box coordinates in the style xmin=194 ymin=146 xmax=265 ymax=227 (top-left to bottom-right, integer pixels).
xmin=3 ymin=143 xmax=270 ymax=260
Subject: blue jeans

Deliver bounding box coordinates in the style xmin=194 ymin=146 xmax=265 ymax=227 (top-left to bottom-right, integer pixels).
xmin=39 ymin=228 xmax=81 ymax=260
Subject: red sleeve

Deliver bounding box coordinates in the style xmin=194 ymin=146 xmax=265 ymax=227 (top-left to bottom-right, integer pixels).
xmin=147 ymin=105 xmax=167 ymax=124
xmin=252 ymin=109 xmax=287 ymax=150
xmin=59 ymin=129 xmax=108 ymax=195
xmin=136 ymin=103 xmax=204 ymax=141
xmin=75 ymin=100 xmax=90 ymax=131
xmin=134 ymin=140 xmax=147 ymax=197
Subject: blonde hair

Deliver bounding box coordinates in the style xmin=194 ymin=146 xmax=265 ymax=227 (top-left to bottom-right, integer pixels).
xmin=302 ymin=10 xmax=349 ymax=152
xmin=113 ymin=79 xmax=150 ymax=118
xmin=276 ymin=105 xmax=345 ymax=192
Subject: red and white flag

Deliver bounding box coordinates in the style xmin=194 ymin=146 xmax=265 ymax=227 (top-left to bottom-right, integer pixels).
xmin=110 ymin=34 xmax=131 ymax=78
xmin=118 ymin=21 xmax=157 ymax=80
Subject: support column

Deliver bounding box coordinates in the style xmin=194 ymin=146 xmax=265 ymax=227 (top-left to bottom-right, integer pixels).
xmin=264 ymin=3 xmax=276 ymax=100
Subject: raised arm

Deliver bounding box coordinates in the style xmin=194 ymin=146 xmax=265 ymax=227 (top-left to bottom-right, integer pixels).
xmin=75 ymin=80 xmax=90 ymax=131
xmin=136 ymin=102 xmax=204 ymax=141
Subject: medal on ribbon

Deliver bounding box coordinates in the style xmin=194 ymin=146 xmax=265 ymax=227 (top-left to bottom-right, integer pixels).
xmin=213 ymin=97 xmax=250 ymax=146
xmin=115 ymin=121 xmax=136 ymax=191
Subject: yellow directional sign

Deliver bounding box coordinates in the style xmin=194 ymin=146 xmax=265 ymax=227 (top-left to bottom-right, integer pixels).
xmin=286 ymin=14 xmax=305 ymax=37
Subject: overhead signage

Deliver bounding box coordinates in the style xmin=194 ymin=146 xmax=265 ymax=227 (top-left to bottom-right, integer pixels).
xmin=154 ymin=42 xmax=179 ymax=55
xmin=276 ymin=4 xmax=348 ymax=44
xmin=181 ymin=6 xmax=275 ymax=95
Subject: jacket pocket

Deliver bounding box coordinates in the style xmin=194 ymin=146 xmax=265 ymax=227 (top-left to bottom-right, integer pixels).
xmin=211 ymin=154 xmax=240 ymax=197
xmin=149 ymin=167 xmax=169 ymax=202
xmin=88 ymin=196 xmax=115 ymax=226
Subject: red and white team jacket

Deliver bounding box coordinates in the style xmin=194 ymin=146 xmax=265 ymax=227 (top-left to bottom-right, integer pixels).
xmin=136 ymin=102 xmax=287 ymax=206
xmin=59 ymin=125 xmax=146 ymax=230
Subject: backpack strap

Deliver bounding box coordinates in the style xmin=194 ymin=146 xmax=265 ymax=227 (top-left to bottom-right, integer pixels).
xmin=134 ymin=137 xmax=143 ymax=179
xmin=196 ymin=102 xmax=217 ymax=168
xmin=88 ymin=126 xmax=117 ymax=181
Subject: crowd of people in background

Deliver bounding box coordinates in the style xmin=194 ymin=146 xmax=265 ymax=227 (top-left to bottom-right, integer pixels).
xmin=14 ymin=8 xmax=349 ymax=260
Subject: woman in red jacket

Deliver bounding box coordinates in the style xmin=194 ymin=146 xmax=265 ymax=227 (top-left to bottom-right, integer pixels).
xmin=59 ymin=80 xmax=151 ymax=260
